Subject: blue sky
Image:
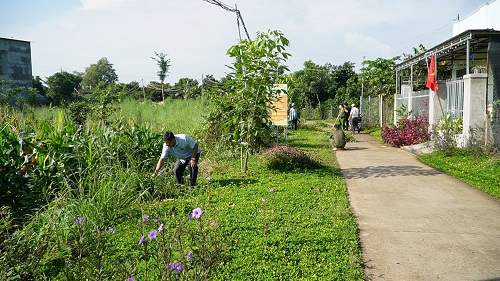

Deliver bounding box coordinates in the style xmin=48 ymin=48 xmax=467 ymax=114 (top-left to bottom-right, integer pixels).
xmin=0 ymin=0 xmax=491 ymax=83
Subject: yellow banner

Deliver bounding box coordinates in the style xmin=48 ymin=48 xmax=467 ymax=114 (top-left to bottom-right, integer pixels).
xmin=269 ymin=84 xmax=288 ymax=126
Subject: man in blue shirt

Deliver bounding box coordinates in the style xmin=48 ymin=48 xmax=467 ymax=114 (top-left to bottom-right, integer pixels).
xmin=152 ymin=131 xmax=202 ymax=187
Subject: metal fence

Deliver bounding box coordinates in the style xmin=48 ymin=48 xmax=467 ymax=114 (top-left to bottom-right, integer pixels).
xmin=395 ymin=85 xmax=429 ymax=120
xmin=360 ymin=95 xmax=394 ymax=128
xmin=445 ymin=78 xmax=464 ymax=119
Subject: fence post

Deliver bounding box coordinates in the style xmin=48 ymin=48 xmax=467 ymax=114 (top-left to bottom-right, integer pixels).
xmin=462 ymin=73 xmax=487 ymax=142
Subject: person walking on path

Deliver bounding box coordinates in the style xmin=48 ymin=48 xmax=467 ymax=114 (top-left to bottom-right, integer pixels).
xmin=152 ymin=131 xmax=202 ymax=187
xmin=336 ymin=104 xmax=346 ymax=130
xmin=343 ymin=102 xmax=350 ymax=130
xmin=289 ymin=103 xmax=300 ymax=130
xmin=348 ymin=103 xmax=360 ymax=133
xmin=329 ymin=124 xmax=346 ymax=151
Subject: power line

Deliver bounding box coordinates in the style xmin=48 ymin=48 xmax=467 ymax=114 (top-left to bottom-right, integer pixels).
xmin=202 ymin=0 xmax=251 ymax=41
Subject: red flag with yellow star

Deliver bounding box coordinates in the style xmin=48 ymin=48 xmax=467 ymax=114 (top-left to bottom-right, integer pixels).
xmin=426 ymin=54 xmax=437 ymax=92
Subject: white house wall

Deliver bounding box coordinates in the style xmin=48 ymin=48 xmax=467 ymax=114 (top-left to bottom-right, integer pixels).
xmin=453 ymin=0 xmax=500 ymax=35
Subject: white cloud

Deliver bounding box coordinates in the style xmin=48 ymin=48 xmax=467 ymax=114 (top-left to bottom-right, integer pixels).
xmin=79 ymin=0 xmax=142 ymax=10
xmin=343 ymin=32 xmax=392 ymax=56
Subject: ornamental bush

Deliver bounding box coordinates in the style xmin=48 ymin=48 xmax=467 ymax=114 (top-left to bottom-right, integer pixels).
xmin=382 ymin=116 xmax=430 ymax=147
xmin=260 ymin=145 xmax=322 ymax=170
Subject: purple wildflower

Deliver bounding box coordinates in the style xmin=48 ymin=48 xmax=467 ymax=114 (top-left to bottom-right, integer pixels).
xmin=211 ymin=221 xmax=218 ymax=226
xmin=158 ymin=223 xmax=164 ymax=232
xmin=187 ymin=215 xmax=193 ymax=221
xmin=148 ymin=230 xmax=158 ymax=240
xmin=167 ymin=263 xmax=184 ymax=273
xmin=174 ymin=263 xmax=184 ymax=273
xmin=187 ymin=252 xmax=193 ymax=260
xmin=75 ymin=217 xmax=83 ymax=224
xmin=192 ymin=208 xmax=203 ymax=219
xmin=108 ymin=226 xmax=115 ymax=234
xmin=126 ymin=278 xmax=135 ymax=281
xmin=138 ymin=236 xmax=146 ymax=245
xmin=143 ymin=216 xmax=149 ymax=222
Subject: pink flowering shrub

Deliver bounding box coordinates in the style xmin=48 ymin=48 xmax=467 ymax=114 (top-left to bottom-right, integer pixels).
xmin=382 ymin=116 xmax=430 ymax=147
xmin=261 ymin=145 xmax=322 ymax=170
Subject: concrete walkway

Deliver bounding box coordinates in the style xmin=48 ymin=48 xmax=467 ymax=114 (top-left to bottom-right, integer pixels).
xmin=335 ymin=133 xmax=500 ymax=281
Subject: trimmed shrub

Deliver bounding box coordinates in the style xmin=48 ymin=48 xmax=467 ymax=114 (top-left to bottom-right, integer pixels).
xmin=260 ymin=145 xmax=322 ymax=170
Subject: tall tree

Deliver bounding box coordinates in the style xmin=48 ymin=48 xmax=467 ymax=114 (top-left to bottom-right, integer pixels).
xmin=151 ymin=52 xmax=171 ymax=102
xmin=292 ymin=60 xmax=335 ymax=108
xmin=360 ymin=57 xmax=399 ymax=98
xmin=174 ymin=78 xmax=201 ymax=99
xmin=204 ymin=30 xmax=290 ymax=172
xmin=82 ymin=57 xmax=118 ymax=88
xmin=45 ymin=71 xmax=82 ymax=106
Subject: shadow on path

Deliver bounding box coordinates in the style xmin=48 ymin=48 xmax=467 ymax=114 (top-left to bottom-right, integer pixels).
xmin=341 ymin=165 xmax=442 ymax=179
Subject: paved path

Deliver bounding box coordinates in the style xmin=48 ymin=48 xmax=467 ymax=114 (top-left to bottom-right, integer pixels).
xmin=335 ymin=133 xmax=500 ymax=281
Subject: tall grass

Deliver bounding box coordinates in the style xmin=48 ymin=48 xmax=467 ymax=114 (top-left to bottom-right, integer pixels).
xmin=114 ymin=98 xmax=206 ymax=135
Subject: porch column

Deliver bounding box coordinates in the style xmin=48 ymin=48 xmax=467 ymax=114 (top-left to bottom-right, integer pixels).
xmin=428 ymin=81 xmax=447 ymax=131
xmin=462 ymin=73 xmax=487 ymax=140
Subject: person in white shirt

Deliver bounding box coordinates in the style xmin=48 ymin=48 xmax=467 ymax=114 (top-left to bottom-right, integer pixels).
xmin=152 ymin=131 xmax=202 ymax=187
xmin=348 ymin=104 xmax=361 ymax=133
xmin=289 ymin=103 xmax=300 ymax=130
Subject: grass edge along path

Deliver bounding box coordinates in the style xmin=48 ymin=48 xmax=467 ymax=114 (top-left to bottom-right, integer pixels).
xmin=419 ymin=152 xmax=500 ymax=198
xmin=176 ymin=125 xmax=364 ymax=280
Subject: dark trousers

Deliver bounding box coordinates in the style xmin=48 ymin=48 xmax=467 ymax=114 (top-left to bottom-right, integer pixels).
xmin=290 ymin=119 xmax=298 ymax=130
xmin=173 ymin=153 xmax=200 ymax=187
xmin=351 ymin=117 xmax=360 ymax=133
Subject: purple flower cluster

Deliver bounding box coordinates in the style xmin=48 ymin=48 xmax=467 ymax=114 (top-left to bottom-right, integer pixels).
xmin=166 ymin=262 xmax=184 ymax=273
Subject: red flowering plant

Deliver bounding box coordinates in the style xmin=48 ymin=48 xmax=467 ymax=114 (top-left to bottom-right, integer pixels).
xmin=382 ymin=116 xmax=430 ymax=148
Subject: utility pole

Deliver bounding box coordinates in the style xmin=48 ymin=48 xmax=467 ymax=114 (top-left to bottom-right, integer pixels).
xmin=360 ymin=56 xmax=365 ymax=115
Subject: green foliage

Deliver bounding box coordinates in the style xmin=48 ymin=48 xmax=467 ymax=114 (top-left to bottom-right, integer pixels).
xmin=432 ymin=113 xmax=463 ymax=155
xmin=204 ymin=29 xmax=291 ymax=172
xmin=360 ymin=57 xmax=399 ymax=99
xmin=82 ymin=57 xmax=118 ymax=88
xmin=174 ymin=78 xmax=201 ymax=99
xmin=1 ymin=102 xmax=364 ymax=280
xmin=260 ymin=145 xmax=322 ymax=171
xmin=45 ymin=71 xmax=82 ymax=106
xmin=395 ymin=103 xmax=414 ymax=123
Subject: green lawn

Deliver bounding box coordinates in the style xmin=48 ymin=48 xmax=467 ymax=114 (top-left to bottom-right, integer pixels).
xmin=419 ymin=151 xmax=500 ymax=198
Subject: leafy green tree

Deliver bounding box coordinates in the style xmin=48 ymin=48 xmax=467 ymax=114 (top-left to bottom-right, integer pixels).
xmin=45 ymin=71 xmax=82 ymax=106
xmin=151 ymin=52 xmax=171 ymax=102
xmin=82 ymin=57 xmax=118 ymax=88
xmin=360 ymin=57 xmax=399 ymax=99
xmin=204 ymin=30 xmax=291 ymax=172
xmin=32 ymin=76 xmax=47 ymax=97
xmin=174 ymin=78 xmax=201 ymax=99
xmin=292 ymin=60 xmax=335 ymax=108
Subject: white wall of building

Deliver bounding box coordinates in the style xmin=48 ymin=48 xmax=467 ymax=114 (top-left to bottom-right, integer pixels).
xmin=453 ymin=0 xmax=500 ymax=35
